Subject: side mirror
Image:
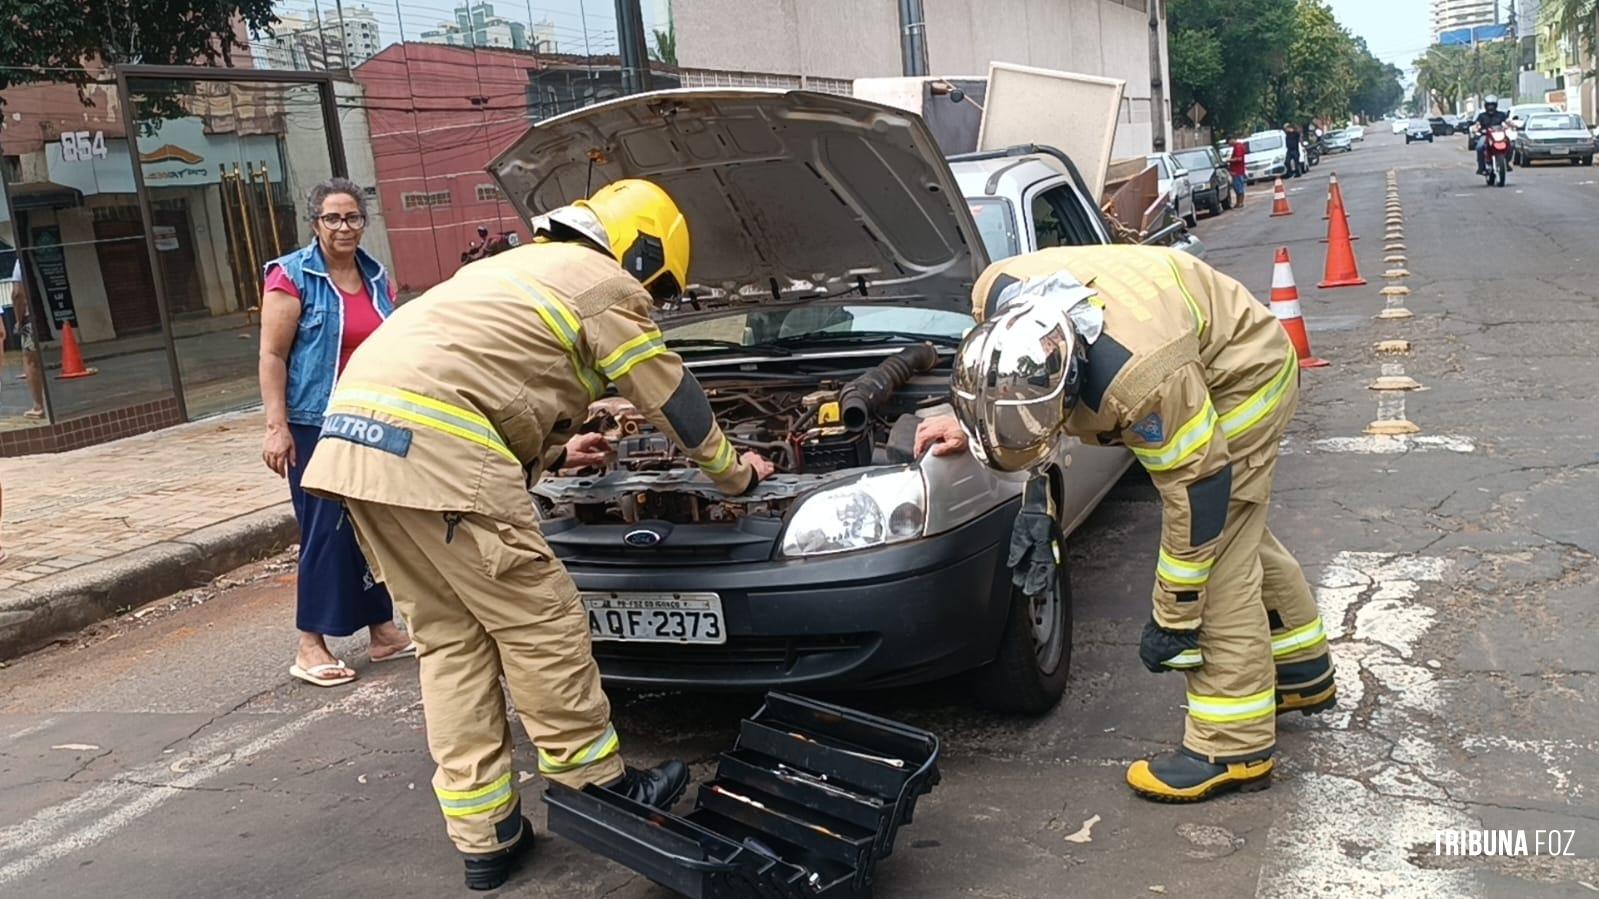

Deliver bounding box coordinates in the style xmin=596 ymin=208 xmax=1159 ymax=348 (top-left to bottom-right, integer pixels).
xmin=1173 ymin=168 xmax=1190 ymax=179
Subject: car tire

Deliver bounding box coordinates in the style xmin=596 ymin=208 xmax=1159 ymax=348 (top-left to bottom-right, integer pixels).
xmin=1184 ymin=208 xmax=1199 ymax=228
xmin=1221 ymin=189 xmax=1234 ymax=211
xmin=1586 ymin=156 xmax=1595 ymax=166
xmin=974 ymin=543 xmax=1072 ymax=715
xmin=1572 ymin=157 xmax=1583 ymax=166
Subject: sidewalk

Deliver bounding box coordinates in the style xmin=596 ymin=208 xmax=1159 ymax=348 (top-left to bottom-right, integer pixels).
xmin=0 ymin=410 xmax=295 ymax=658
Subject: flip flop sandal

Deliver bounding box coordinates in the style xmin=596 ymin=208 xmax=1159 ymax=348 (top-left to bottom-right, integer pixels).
xmin=372 ymin=641 xmax=417 ymax=663
xmin=290 ymin=660 xmax=357 ymax=687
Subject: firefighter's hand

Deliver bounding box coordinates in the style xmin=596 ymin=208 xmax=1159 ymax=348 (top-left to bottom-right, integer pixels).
xmin=914 ymin=414 xmax=969 ymax=457
xmin=262 ymin=424 xmax=296 ymax=478
xmin=1139 ymin=618 xmax=1202 ymax=673
xmin=741 ymin=451 xmax=776 ymax=482
xmin=564 ymin=432 xmax=612 ymax=468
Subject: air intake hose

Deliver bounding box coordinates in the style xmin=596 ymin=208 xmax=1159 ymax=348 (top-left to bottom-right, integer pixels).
xmin=839 ymin=343 xmax=939 ymax=431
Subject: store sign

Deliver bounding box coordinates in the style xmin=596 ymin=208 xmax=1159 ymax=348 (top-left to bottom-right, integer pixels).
xmin=58 ymin=130 xmax=109 ymax=162
xmin=46 ymin=117 xmax=281 ymax=196
xmin=153 ymin=225 xmax=180 ymax=252
xmin=28 ymin=226 xmax=77 ymax=327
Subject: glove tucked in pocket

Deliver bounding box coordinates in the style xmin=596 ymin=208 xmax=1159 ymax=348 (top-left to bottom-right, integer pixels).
xmin=1139 ymin=617 xmax=1202 ymax=673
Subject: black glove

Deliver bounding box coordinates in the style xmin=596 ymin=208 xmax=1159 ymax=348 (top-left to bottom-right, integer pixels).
xmin=1139 ymin=618 xmax=1202 ymax=673
xmin=1008 ymin=480 xmax=1061 ymax=598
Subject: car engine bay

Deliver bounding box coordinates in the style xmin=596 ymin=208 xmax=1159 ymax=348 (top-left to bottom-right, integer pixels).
xmin=532 ymin=344 xmax=950 ymax=526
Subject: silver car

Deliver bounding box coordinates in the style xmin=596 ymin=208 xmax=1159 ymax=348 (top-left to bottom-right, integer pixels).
xmin=1146 ymin=152 xmax=1199 ymax=227
xmin=489 ymin=89 xmax=1132 ymax=713
xmin=1173 ymin=146 xmax=1232 ymax=215
xmin=1513 ymin=112 xmax=1596 ymax=166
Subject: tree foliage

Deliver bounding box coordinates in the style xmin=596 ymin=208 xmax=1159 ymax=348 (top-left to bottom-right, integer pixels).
xmin=1412 ymin=42 xmax=1517 ymax=113
xmin=1170 ymin=0 xmax=1404 ymax=135
xmin=1549 ymin=0 xmax=1597 ymax=78
xmin=0 ymin=0 xmax=278 ymax=103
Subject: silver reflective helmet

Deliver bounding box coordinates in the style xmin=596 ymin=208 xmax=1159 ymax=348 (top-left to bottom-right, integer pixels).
xmin=950 ymin=298 xmax=1086 ymax=479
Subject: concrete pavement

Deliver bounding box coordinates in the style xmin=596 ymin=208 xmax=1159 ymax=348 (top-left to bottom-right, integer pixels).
xmin=1 ymin=131 xmax=1597 ymax=897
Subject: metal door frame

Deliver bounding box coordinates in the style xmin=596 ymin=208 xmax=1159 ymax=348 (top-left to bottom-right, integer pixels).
xmin=113 ymin=65 xmax=348 ymax=421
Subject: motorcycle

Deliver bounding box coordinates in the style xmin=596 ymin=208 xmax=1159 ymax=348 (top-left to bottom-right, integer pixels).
xmin=1482 ymin=126 xmax=1511 ymax=187
xmin=461 ymin=224 xmax=520 ymax=263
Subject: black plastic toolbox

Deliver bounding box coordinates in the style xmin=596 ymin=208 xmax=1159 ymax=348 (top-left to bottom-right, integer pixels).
xmin=546 ymin=691 xmax=941 ymax=898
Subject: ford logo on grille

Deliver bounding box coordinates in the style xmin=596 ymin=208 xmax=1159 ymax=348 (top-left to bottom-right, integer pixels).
xmin=623 ymin=528 xmax=663 ymax=547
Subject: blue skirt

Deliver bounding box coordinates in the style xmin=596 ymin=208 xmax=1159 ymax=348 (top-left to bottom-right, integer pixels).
xmin=287 ymin=423 xmax=395 ymax=636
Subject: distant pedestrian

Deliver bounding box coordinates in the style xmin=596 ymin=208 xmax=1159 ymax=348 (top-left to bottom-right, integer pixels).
xmin=1229 ymin=135 xmax=1249 ymax=207
xmin=258 ymin=177 xmax=412 ymax=687
xmin=0 ymin=254 xmax=47 ymax=420
xmin=1284 ymin=123 xmax=1303 ymax=178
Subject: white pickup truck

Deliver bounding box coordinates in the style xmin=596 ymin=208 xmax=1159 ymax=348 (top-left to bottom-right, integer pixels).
xmin=949 ymin=143 xmax=1206 ymax=262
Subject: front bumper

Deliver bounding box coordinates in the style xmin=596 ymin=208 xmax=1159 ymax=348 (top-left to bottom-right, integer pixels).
xmin=1520 ymin=143 xmax=1595 ymax=158
xmin=566 ymin=501 xmax=1020 ymax=691
xmin=1245 ymin=162 xmax=1284 ymax=182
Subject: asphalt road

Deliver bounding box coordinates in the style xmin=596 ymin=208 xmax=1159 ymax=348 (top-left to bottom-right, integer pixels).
xmin=3 ymin=129 xmax=1597 ymax=898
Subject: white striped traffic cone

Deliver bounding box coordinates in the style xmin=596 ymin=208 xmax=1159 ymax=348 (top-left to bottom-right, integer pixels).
xmin=1270 ymin=247 xmax=1329 ymax=368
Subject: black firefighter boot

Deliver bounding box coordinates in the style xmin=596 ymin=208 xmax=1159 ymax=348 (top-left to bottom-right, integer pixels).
xmin=1126 ymin=748 xmax=1274 ymax=803
xmin=462 ymin=807 xmax=534 ymax=891
xmin=604 ymin=760 xmax=691 ymax=809
xmin=1276 ymin=654 xmax=1338 ymax=716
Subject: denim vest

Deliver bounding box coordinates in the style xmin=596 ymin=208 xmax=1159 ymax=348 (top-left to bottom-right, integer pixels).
xmin=265 ymin=243 xmax=394 ymax=426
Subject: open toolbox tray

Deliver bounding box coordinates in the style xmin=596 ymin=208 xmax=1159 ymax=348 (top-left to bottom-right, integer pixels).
xmin=546 ymin=691 xmax=941 ymax=898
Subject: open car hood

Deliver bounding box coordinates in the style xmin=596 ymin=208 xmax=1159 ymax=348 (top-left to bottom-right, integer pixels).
xmin=487 ymin=89 xmax=983 ymax=313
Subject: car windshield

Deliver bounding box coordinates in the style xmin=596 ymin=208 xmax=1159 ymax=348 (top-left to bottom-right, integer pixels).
xmin=1174 ymin=150 xmax=1212 ymax=170
xmin=663 ymin=305 xmax=973 ymax=354
xmin=1527 ymin=114 xmax=1583 ymax=130
xmin=967 ymin=197 xmax=1020 ymax=261
xmin=1146 ymin=155 xmax=1171 ymax=177
xmin=1410 ymin=119 xmax=1428 ymax=128
xmin=1250 ymin=135 xmax=1284 ymax=151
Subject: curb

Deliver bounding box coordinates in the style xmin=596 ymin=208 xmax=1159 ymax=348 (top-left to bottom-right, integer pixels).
xmin=0 ymin=503 xmax=297 ymax=661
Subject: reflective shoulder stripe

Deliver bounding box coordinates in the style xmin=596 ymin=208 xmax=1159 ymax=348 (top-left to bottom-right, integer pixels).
xmin=1271 ymin=616 xmax=1327 ymax=658
xmin=1165 ymin=648 xmax=1204 ymax=669
xmin=1186 ymin=687 xmax=1276 ymax=724
xmin=539 ymin=724 xmax=621 ymax=775
xmin=1218 ymin=349 xmax=1296 ymax=439
xmin=435 ymin=772 xmax=515 ymax=818
xmin=700 ymin=437 xmax=737 ymax=477
xmin=501 ymin=275 xmax=604 ymax=399
xmin=598 ymin=329 xmax=668 ymax=381
xmin=329 ymin=386 xmax=517 ymax=463
xmin=1157 ymin=548 xmax=1215 ymax=587
xmin=1164 ymin=256 xmax=1206 ymax=337
xmin=1129 ymin=398 xmax=1217 ymax=472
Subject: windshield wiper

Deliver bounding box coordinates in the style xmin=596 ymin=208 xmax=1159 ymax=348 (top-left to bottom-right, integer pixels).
xmin=772 ymin=330 xmax=961 ymax=348
xmin=663 ymin=337 xmax=792 ymax=356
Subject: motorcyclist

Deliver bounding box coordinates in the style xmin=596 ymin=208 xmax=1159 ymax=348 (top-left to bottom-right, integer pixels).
xmin=1474 ymin=96 xmax=1510 ymax=175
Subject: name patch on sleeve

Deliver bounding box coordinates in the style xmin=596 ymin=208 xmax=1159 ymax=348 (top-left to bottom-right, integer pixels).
xmin=321 ymin=413 xmax=413 ymax=457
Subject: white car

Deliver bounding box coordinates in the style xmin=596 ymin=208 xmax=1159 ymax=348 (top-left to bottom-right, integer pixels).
xmin=1507 ymin=103 xmax=1562 ymax=130
xmin=1390 ymin=119 xmax=1408 ymax=134
xmin=1146 ymin=152 xmax=1199 ymax=228
xmin=1243 ymin=130 xmax=1288 ymax=182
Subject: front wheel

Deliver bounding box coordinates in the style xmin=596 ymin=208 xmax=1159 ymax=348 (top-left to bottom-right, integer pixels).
xmin=1221 ymin=188 xmax=1234 ymax=210
xmin=975 ymin=552 xmax=1072 ymax=714
xmin=1183 ymin=208 xmax=1199 ymax=228
xmin=1572 ymin=157 xmax=1583 ymax=166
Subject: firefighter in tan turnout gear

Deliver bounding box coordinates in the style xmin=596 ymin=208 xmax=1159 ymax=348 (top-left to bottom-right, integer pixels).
xmin=915 ymin=245 xmax=1335 ymax=802
xmin=301 ymin=180 xmax=774 ymax=889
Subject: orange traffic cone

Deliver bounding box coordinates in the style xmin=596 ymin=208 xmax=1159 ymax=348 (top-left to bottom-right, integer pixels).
xmin=56 ymin=323 xmax=98 ymax=380
xmin=1318 ymin=188 xmax=1366 ymax=289
xmin=1270 ymin=248 xmax=1329 ymax=368
xmin=1321 ymin=173 xmax=1336 ymax=220
xmin=1319 ymin=175 xmax=1358 ymax=241
xmin=1269 ymin=178 xmax=1293 ymax=216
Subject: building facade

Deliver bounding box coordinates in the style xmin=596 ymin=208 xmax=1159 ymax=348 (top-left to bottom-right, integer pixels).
xmin=419 ymin=3 xmax=529 ymax=50
xmin=1433 ymin=0 xmax=1499 ymax=39
xmin=252 ymin=5 xmax=384 ymax=70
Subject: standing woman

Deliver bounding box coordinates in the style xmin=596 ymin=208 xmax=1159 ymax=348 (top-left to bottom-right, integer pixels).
xmin=259 ymin=177 xmax=413 ymax=686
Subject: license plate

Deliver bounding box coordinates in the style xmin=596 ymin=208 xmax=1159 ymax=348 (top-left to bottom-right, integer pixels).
xmin=1552 ymin=147 xmax=1569 ymax=154
xmin=583 ymin=592 xmax=726 ymax=644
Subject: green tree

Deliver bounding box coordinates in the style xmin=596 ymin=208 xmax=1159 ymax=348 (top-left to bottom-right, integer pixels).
xmin=650 ymin=22 xmax=678 ymax=66
xmin=0 ymin=0 xmax=277 ymax=103
xmin=1348 ymin=39 xmax=1405 ymax=118
xmin=1168 ymin=0 xmax=1297 ymax=137
xmin=1268 ymin=0 xmax=1358 ymax=126
xmin=1549 ymin=0 xmax=1598 ymax=77
xmin=1412 ymin=40 xmax=1518 ymax=113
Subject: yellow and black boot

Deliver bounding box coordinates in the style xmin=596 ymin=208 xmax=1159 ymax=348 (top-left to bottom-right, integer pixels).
xmin=1276 ymin=654 xmax=1337 ymax=716
xmin=1126 ymin=748 xmax=1273 ymax=802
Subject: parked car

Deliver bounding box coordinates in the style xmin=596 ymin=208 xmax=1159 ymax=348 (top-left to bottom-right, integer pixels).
xmin=1428 ymin=117 xmax=1454 ymax=136
xmin=489 ymin=89 xmax=1137 ymax=713
xmin=1323 ymin=129 xmax=1355 ymax=153
xmin=1390 ymin=118 xmax=1408 ymax=135
xmin=1508 ymin=103 xmax=1562 ymax=130
xmin=1172 ymin=146 xmax=1231 ymax=215
xmin=1345 ymin=124 xmax=1366 ymax=141
xmin=1406 ymin=118 xmax=1435 ymax=143
xmin=1512 ymin=112 xmax=1597 ymax=166
xmin=1243 ymin=129 xmax=1289 ymax=182
xmin=1146 ymin=152 xmax=1199 ymax=227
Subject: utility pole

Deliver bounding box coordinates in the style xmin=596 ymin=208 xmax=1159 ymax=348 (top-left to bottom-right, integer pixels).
xmin=1148 ymin=0 xmax=1167 ymax=151
xmin=615 ymin=0 xmax=653 ymax=94
xmin=333 ymin=0 xmax=350 ymax=73
xmin=897 ymin=0 xmax=929 ymax=77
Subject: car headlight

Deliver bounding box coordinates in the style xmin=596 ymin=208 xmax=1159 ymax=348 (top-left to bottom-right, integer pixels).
xmin=779 ymin=468 xmax=927 ymax=557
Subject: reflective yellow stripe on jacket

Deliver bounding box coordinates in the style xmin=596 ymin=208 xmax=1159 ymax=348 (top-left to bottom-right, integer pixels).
xmin=598 ymin=330 xmax=668 ymax=381
xmin=1164 ymin=256 xmax=1207 ymax=338
xmin=328 ymin=384 xmax=517 ymax=463
xmin=435 ymin=772 xmax=515 ymax=818
xmin=1186 ymin=687 xmax=1276 ymax=724
xmin=538 ymin=724 xmax=620 ymax=776
xmin=1218 ymin=349 xmax=1296 ymax=440
xmin=1130 ymin=398 xmax=1218 ymax=472
xmin=504 ymin=275 xmax=606 ymax=400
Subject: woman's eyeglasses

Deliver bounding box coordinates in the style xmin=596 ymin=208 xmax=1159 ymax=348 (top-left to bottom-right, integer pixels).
xmin=316 ymin=213 xmax=367 ymax=230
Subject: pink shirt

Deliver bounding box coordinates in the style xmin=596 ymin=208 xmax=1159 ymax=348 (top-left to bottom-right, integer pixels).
xmin=264 ymin=267 xmax=395 ymax=373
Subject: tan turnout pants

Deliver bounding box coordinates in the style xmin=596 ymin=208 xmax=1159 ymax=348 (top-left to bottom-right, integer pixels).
xmin=1180 ymin=379 xmax=1332 ymax=762
xmin=346 ymin=500 xmax=625 ymax=854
